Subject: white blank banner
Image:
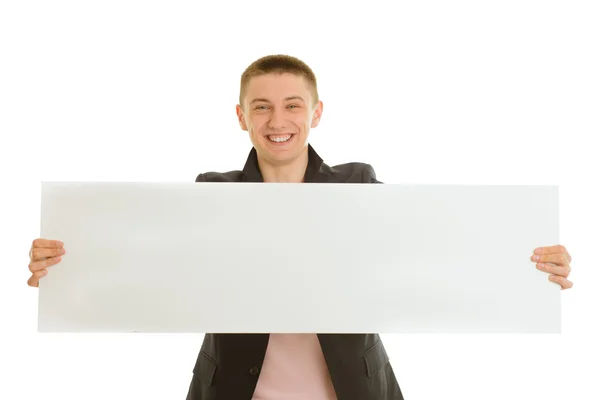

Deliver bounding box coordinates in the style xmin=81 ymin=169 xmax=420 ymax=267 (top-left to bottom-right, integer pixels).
xmin=38 ymin=182 xmax=560 ymax=333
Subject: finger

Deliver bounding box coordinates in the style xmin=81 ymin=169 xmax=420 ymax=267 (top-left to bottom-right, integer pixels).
xmin=31 ymin=247 xmax=66 ymax=261
xmin=537 ymin=262 xmax=571 ymax=277
xmin=29 ymin=256 xmax=62 ymax=273
xmin=27 ymin=269 xmax=48 ymax=287
xmin=32 ymin=239 xmax=64 ymax=249
xmin=532 ymin=252 xmax=570 ymax=267
xmin=548 ymin=275 xmax=573 ymax=290
xmin=534 ymin=244 xmax=571 ymax=263
xmin=534 ymin=244 xmax=564 ymax=255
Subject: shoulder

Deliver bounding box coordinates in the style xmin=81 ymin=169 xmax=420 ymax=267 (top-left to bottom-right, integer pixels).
xmin=320 ymin=162 xmax=382 ymax=184
xmin=195 ymin=170 xmax=245 ymax=182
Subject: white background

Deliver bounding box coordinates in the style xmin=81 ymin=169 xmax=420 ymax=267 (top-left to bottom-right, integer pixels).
xmin=1 ymin=0 xmax=598 ymax=399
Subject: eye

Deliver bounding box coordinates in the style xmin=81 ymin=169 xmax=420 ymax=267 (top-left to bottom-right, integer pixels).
xmin=255 ymin=105 xmax=268 ymax=110
xmin=287 ymin=104 xmax=300 ymax=109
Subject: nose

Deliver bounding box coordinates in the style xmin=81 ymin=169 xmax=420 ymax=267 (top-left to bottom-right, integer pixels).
xmin=268 ymin=107 xmax=286 ymax=129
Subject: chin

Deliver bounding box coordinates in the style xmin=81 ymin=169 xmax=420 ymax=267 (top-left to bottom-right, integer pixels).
xmin=265 ymin=148 xmax=302 ymax=163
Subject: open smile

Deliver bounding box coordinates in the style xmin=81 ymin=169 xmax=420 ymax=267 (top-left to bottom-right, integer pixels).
xmin=266 ymin=134 xmax=295 ymax=144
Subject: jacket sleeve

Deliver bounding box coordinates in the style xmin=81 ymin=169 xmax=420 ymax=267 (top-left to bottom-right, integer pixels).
xmin=362 ymin=164 xmax=383 ymax=184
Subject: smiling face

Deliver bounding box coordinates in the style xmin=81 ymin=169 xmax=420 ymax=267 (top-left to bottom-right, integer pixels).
xmin=236 ymin=72 xmax=323 ymax=167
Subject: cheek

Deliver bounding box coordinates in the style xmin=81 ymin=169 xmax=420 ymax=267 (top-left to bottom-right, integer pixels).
xmin=246 ymin=117 xmax=263 ymax=134
xmin=292 ymin=115 xmax=310 ymax=130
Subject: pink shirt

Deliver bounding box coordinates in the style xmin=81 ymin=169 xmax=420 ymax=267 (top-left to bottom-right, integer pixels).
xmin=251 ymin=334 xmax=338 ymax=400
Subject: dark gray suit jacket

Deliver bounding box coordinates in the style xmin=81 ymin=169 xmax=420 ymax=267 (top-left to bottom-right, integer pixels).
xmin=186 ymin=145 xmax=404 ymax=400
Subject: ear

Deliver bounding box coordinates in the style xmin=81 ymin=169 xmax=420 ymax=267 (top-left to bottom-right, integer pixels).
xmin=310 ymin=100 xmax=324 ymax=129
xmin=236 ymin=104 xmax=248 ymax=131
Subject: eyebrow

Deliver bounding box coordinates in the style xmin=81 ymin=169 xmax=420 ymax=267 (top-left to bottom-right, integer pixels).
xmin=250 ymin=96 xmax=306 ymax=104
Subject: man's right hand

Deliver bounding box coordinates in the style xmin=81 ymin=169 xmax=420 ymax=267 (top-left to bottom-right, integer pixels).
xmin=27 ymin=239 xmax=66 ymax=287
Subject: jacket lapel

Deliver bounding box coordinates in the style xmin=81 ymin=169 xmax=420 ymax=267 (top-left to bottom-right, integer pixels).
xmin=241 ymin=144 xmax=326 ymax=183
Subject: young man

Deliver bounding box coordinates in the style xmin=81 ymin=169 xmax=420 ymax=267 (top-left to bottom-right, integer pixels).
xmin=187 ymin=55 xmax=403 ymax=400
xmin=27 ymin=54 xmax=574 ymax=400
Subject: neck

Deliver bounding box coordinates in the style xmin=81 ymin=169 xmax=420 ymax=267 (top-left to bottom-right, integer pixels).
xmin=258 ymin=149 xmax=309 ymax=183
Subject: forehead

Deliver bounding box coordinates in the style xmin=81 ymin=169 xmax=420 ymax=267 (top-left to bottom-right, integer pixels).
xmin=245 ymin=73 xmax=312 ymax=101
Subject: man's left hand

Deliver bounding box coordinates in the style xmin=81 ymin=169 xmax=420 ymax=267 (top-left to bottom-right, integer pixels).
xmin=532 ymin=245 xmax=573 ymax=290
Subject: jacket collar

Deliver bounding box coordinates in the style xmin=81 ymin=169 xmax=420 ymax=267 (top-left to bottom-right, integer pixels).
xmin=242 ymin=144 xmax=325 ymax=182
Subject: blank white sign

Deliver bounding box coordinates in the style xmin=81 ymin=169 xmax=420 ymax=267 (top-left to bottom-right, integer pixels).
xmin=38 ymin=182 xmax=560 ymax=333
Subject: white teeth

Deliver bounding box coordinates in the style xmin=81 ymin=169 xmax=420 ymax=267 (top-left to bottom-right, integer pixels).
xmin=268 ymin=135 xmax=292 ymax=143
